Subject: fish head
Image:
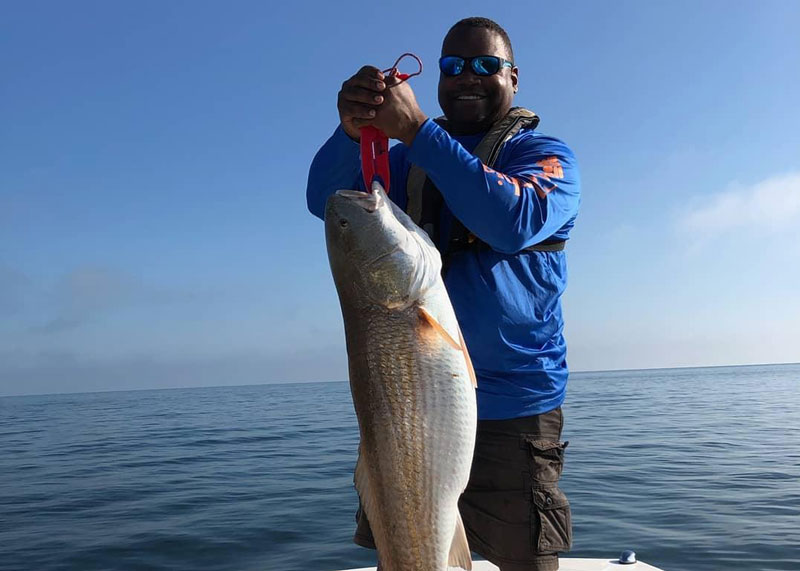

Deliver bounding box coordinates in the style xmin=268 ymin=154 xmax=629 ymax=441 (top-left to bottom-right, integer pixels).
xmin=325 ymin=183 xmax=442 ymax=309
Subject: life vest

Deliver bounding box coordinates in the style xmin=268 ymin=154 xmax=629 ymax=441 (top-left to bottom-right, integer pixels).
xmin=405 ymin=107 xmax=566 ymax=266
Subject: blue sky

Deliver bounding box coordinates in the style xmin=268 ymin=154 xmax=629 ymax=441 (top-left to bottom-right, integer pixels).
xmin=2 ymin=0 xmax=799 ymax=396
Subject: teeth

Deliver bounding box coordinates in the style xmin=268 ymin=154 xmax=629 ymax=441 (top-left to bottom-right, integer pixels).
xmin=456 ymin=95 xmax=484 ymax=100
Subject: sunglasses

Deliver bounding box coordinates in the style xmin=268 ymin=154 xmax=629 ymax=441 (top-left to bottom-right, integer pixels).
xmin=439 ymin=55 xmax=514 ymax=77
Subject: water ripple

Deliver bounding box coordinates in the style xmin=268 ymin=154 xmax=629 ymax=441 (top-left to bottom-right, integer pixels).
xmin=1 ymin=367 xmax=799 ymax=570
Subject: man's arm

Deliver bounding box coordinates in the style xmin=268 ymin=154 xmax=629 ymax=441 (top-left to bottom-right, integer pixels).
xmin=407 ymin=120 xmax=581 ymax=253
xmin=306 ymin=125 xmax=362 ymax=220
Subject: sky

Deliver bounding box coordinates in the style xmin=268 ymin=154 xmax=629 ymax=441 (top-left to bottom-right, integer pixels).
xmin=2 ymin=0 xmax=799 ymax=396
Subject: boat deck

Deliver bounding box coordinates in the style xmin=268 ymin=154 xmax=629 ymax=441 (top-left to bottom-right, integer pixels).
xmin=342 ymin=557 xmax=664 ymax=570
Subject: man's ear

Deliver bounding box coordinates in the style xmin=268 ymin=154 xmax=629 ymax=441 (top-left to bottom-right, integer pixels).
xmin=511 ymin=66 xmax=519 ymax=94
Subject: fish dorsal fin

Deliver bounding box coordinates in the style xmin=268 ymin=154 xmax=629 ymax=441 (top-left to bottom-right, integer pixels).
xmin=418 ymin=307 xmax=478 ymax=388
xmin=448 ymin=510 xmax=472 ymax=570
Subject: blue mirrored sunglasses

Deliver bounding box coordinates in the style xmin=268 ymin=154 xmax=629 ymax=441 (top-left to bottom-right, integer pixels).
xmin=439 ymin=55 xmax=514 ymax=77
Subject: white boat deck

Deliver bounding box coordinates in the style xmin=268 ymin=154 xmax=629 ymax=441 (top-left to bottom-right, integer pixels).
xmin=342 ymin=557 xmax=664 ymax=571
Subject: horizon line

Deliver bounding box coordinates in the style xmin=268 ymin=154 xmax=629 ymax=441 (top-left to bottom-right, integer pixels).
xmin=1 ymin=360 xmax=798 ymax=399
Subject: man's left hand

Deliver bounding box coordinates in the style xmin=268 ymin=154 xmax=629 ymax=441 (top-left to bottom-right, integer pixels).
xmin=371 ymin=76 xmax=428 ymax=147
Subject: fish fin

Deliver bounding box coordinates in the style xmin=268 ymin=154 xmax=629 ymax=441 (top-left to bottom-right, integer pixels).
xmin=458 ymin=327 xmax=478 ymax=389
xmin=418 ymin=306 xmax=461 ymax=351
xmin=355 ymin=450 xmax=386 ymax=570
xmin=418 ymin=306 xmax=478 ymax=388
xmin=354 ymin=448 xmax=373 ymax=517
xmin=448 ymin=510 xmax=472 ymax=570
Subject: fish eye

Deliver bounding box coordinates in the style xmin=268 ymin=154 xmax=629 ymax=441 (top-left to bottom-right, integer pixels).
xmin=339 ymin=219 xmax=349 ymax=228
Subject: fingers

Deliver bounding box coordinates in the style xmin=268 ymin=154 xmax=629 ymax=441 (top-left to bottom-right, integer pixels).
xmin=339 ymin=88 xmax=384 ymax=119
xmin=349 ymin=66 xmax=386 ymax=91
xmin=339 ymin=66 xmax=387 ymax=123
xmin=381 ymin=73 xmax=403 ymax=88
xmin=344 ymin=86 xmax=385 ymax=106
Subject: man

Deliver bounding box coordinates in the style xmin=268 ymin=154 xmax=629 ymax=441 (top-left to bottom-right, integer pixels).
xmin=307 ymin=17 xmax=580 ymax=571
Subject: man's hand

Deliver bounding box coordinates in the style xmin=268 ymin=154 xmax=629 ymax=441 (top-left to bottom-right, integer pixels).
xmin=371 ymin=75 xmax=428 ymax=147
xmin=338 ymin=67 xmax=428 ymax=146
xmin=338 ymin=66 xmax=386 ymax=141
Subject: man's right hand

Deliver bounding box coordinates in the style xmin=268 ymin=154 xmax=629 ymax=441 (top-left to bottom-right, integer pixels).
xmin=338 ymin=66 xmax=386 ymax=141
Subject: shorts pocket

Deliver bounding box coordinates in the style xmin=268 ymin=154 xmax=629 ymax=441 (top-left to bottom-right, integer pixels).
xmin=531 ymin=486 xmax=572 ymax=553
xmin=522 ymin=438 xmax=568 ymax=484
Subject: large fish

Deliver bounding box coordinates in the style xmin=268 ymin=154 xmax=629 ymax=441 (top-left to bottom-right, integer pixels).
xmin=325 ymin=183 xmax=478 ymax=571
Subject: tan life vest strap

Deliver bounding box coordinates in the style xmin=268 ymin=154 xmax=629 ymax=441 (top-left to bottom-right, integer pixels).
xmin=471 ymin=107 xmax=540 ymax=166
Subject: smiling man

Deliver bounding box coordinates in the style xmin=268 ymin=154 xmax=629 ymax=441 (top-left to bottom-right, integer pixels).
xmin=307 ymin=17 xmax=580 ymax=571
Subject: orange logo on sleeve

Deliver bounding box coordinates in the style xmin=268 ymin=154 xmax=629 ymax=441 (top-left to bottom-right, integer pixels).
xmin=521 ymin=157 xmax=564 ymax=198
xmin=537 ymin=157 xmax=564 ymax=179
xmin=483 ymin=159 xmax=565 ymax=198
xmin=483 ymin=164 xmax=523 ymax=196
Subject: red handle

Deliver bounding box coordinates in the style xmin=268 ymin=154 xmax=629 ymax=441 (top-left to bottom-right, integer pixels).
xmin=360 ymin=125 xmax=391 ymax=194
xmin=358 ymin=54 xmax=422 ymax=194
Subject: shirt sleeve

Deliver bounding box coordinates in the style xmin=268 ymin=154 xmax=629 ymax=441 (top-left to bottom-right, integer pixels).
xmin=406 ymin=119 xmax=581 ymax=253
xmin=306 ymin=125 xmax=410 ymax=220
xmin=305 ymin=125 xmax=362 ymax=220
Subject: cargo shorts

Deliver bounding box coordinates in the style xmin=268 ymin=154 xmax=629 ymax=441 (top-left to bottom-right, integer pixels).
xmin=353 ymin=407 xmax=572 ymax=571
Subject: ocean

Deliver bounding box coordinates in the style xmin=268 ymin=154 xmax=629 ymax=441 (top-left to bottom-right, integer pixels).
xmin=1 ymin=364 xmax=798 ymax=571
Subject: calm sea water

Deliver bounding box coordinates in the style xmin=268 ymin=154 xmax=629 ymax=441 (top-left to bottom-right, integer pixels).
xmin=1 ymin=364 xmax=798 ymax=571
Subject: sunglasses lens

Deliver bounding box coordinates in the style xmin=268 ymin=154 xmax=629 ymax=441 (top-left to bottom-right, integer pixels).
xmin=439 ymin=56 xmax=464 ymax=76
xmin=473 ymin=56 xmax=500 ymax=75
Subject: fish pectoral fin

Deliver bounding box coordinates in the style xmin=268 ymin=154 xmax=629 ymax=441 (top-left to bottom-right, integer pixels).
xmin=448 ymin=510 xmax=473 ymax=570
xmin=418 ymin=306 xmax=478 ymax=389
xmin=418 ymin=306 xmax=461 ymax=351
xmin=458 ymin=327 xmax=478 ymax=389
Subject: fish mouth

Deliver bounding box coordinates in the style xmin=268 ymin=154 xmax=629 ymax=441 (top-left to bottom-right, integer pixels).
xmin=335 ymin=189 xmax=384 ymax=212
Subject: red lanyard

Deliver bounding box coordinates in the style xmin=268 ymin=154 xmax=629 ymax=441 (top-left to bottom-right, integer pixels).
xmin=360 ymin=53 xmax=422 ymax=194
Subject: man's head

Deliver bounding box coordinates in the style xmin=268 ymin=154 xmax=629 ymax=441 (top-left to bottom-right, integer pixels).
xmin=438 ymin=17 xmax=518 ymax=134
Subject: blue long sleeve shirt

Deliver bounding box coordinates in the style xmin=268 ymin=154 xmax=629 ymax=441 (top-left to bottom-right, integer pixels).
xmin=307 ymin=119 xmax=581 ymax=420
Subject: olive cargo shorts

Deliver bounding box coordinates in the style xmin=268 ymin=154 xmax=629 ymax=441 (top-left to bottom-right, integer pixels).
xmin=354 ymin=407 xmax=572 ymax=571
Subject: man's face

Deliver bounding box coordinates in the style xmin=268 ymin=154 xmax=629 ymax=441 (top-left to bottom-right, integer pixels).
xmin=438 ymin=26 xmax=518 ymax=133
